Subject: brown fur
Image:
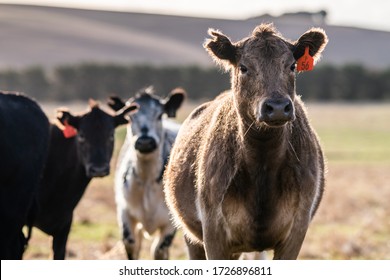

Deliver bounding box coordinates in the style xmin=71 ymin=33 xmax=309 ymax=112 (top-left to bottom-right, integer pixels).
xmin=164 ymin=24 xmax=328 ymax=259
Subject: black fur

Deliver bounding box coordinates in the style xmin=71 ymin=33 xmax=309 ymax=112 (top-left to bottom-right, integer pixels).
xmin=28 ymin=104 xmax=135 ymax=259
xmin=0 ymin=92 xmax=49 ymax=259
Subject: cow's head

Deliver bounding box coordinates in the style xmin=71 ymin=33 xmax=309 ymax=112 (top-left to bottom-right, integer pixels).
xmin=204 ymin=23 xmax=328 ymax=128
xmin=57 ymin=100 xmax=138 ymax=177
xmin=108 ymin=87 xmax=185 ymax=157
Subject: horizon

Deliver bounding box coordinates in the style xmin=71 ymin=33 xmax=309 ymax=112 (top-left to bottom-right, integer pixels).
xmin=0 ymin=0 xmax=390 ymax=32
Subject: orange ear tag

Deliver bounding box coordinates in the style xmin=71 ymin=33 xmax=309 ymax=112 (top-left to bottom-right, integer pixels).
xmin=297 ymin=46 xmax=314 ymax=72
xmin=62 ymin=120 xmax=77 ymax=138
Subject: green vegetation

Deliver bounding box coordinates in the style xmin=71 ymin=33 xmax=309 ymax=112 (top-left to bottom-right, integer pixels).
xmin=1 ymin=64 xmax=389 ymax=102
xmin=70 ymin=221 xmax=118 ymax=242
xmin=308 ymin=104 xmax=390 ymax=164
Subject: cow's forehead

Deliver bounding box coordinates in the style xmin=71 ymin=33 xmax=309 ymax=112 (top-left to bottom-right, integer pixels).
xmin=240 ymin=35 xmax=291 ymax=61
xmin=80 ymin=107 xmax=114 ymax=131
xmin=134 ymin=93 xmax=164 ymax=114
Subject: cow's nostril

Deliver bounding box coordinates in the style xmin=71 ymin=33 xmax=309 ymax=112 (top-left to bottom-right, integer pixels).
xmin=265 ymin=103 xmax=274 ymax=115
xmin=284 ymin=103 xmax=292 ymax=114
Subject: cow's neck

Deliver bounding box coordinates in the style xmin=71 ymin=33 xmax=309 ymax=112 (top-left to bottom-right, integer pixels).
xmin=133 ymin=147 xmax=163 ymax=183
xmin=238 ymin=114 xmax=290 ymax=170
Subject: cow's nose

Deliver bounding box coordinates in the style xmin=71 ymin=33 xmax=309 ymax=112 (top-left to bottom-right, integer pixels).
xmin=87 ymin=165 xmax=110 ymax=178
xmin=141 ymin=126 xmax=148 ymax=135
xmin=135 ymin=136 xmax=157 ymax=154
xmin=260 ymin=98 xmax=295 ymax=126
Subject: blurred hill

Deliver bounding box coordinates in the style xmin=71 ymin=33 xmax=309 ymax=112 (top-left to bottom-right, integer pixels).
xmin=1 ymin=4 xmax=389 ymax=69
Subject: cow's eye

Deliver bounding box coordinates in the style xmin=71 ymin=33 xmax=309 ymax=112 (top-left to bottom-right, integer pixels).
xmin=109 ymin=134 xmax=114 ymax=142
xmin=290 ymin=62 xmax=296 ymax=72
xmin=157 ymin=113 xmax=163 ymax=120
xmin=239 ymin=64 xmax=248 ymax=74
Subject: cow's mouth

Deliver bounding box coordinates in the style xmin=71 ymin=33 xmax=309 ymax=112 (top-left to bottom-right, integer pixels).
xmin=263 ymin=120 xmax=289 ymax=127
xmin=86 ymin=164 xmax=110 ymax=178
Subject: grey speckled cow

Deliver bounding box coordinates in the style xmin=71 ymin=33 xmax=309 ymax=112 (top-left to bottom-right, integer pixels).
xmin=108 ymin=87 xmax=185 ymax=259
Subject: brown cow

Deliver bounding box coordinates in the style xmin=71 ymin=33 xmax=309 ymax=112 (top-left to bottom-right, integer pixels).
xmin=164 ymin=23 xmax=328 ymax=260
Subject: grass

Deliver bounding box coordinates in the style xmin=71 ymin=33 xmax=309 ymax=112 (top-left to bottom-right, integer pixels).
xmin=302 ymin=104 xmax=390 ymax=259
xmin=308 ymin=103 xmax=390 ymax=164
xmin=23 ymin=102 xmax=390 ymax=260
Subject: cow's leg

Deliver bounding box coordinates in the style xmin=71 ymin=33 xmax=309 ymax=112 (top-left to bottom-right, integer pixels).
xmin=52 ymin=219 xmax=72 ymax=260
xmin=185 ymin=235 xmax=206 ymax=260
xmin=203 ymin=220 xmax=231 ymax=259
xmin=132 ymin=220 xmax=143 ymax=259
xmin=152 ymin=225 xmax=176 ymax=260
xmin=119 ymin=208 xmax=141 ymax=260
xmin=1 ymin=222 xmax=25 ymax=259
xmin=273 ymin=219 xmax=309 ymax=260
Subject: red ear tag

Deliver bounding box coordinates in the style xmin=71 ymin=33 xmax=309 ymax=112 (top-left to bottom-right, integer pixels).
xmin=297 ymin=46 xmax=314 ymax=72
xmin=62 ymin=120 xmax=77 ymax=138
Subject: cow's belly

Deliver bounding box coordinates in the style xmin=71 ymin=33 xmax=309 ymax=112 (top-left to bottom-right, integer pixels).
xmin=126 ymin=181 xmax=170 ymax=235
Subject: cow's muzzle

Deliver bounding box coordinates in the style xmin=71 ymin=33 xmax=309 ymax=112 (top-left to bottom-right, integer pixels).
xmin=259 ymin=98 xmax=295 ymax=127
xmin=87 ymin=164 xmax=110 ymax=178
xmin=135 ymin=136 xmax=157 ymax=154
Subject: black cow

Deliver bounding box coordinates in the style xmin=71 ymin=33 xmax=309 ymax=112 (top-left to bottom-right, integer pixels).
xmin=27 ymin=100 xmax=138 ymax=259
xmin=0 ymin=91 xmax=50 ymax=259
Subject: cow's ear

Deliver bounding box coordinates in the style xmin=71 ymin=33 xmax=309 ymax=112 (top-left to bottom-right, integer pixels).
xmin=164 ymin=88 xmax=185 ymax=118
xmin=204 ymin=28 xmax=237 ymax=69
xmin=107 ymin=95 xmax=126 ymax=112
xmin=293 ymin=28 xmax=328 ymax=64
xmin=114 ymin=102 xmax=139 ymax=127
xmin=57 ymin=109 xmax=80 ymax=129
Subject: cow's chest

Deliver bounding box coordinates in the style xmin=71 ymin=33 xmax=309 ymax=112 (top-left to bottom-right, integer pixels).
xmin=220 ymin=177 xmax=299 ymax=251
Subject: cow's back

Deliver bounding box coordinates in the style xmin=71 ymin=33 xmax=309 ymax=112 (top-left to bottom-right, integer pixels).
xmin=0 ymin=92 xmax=49 ymax=259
